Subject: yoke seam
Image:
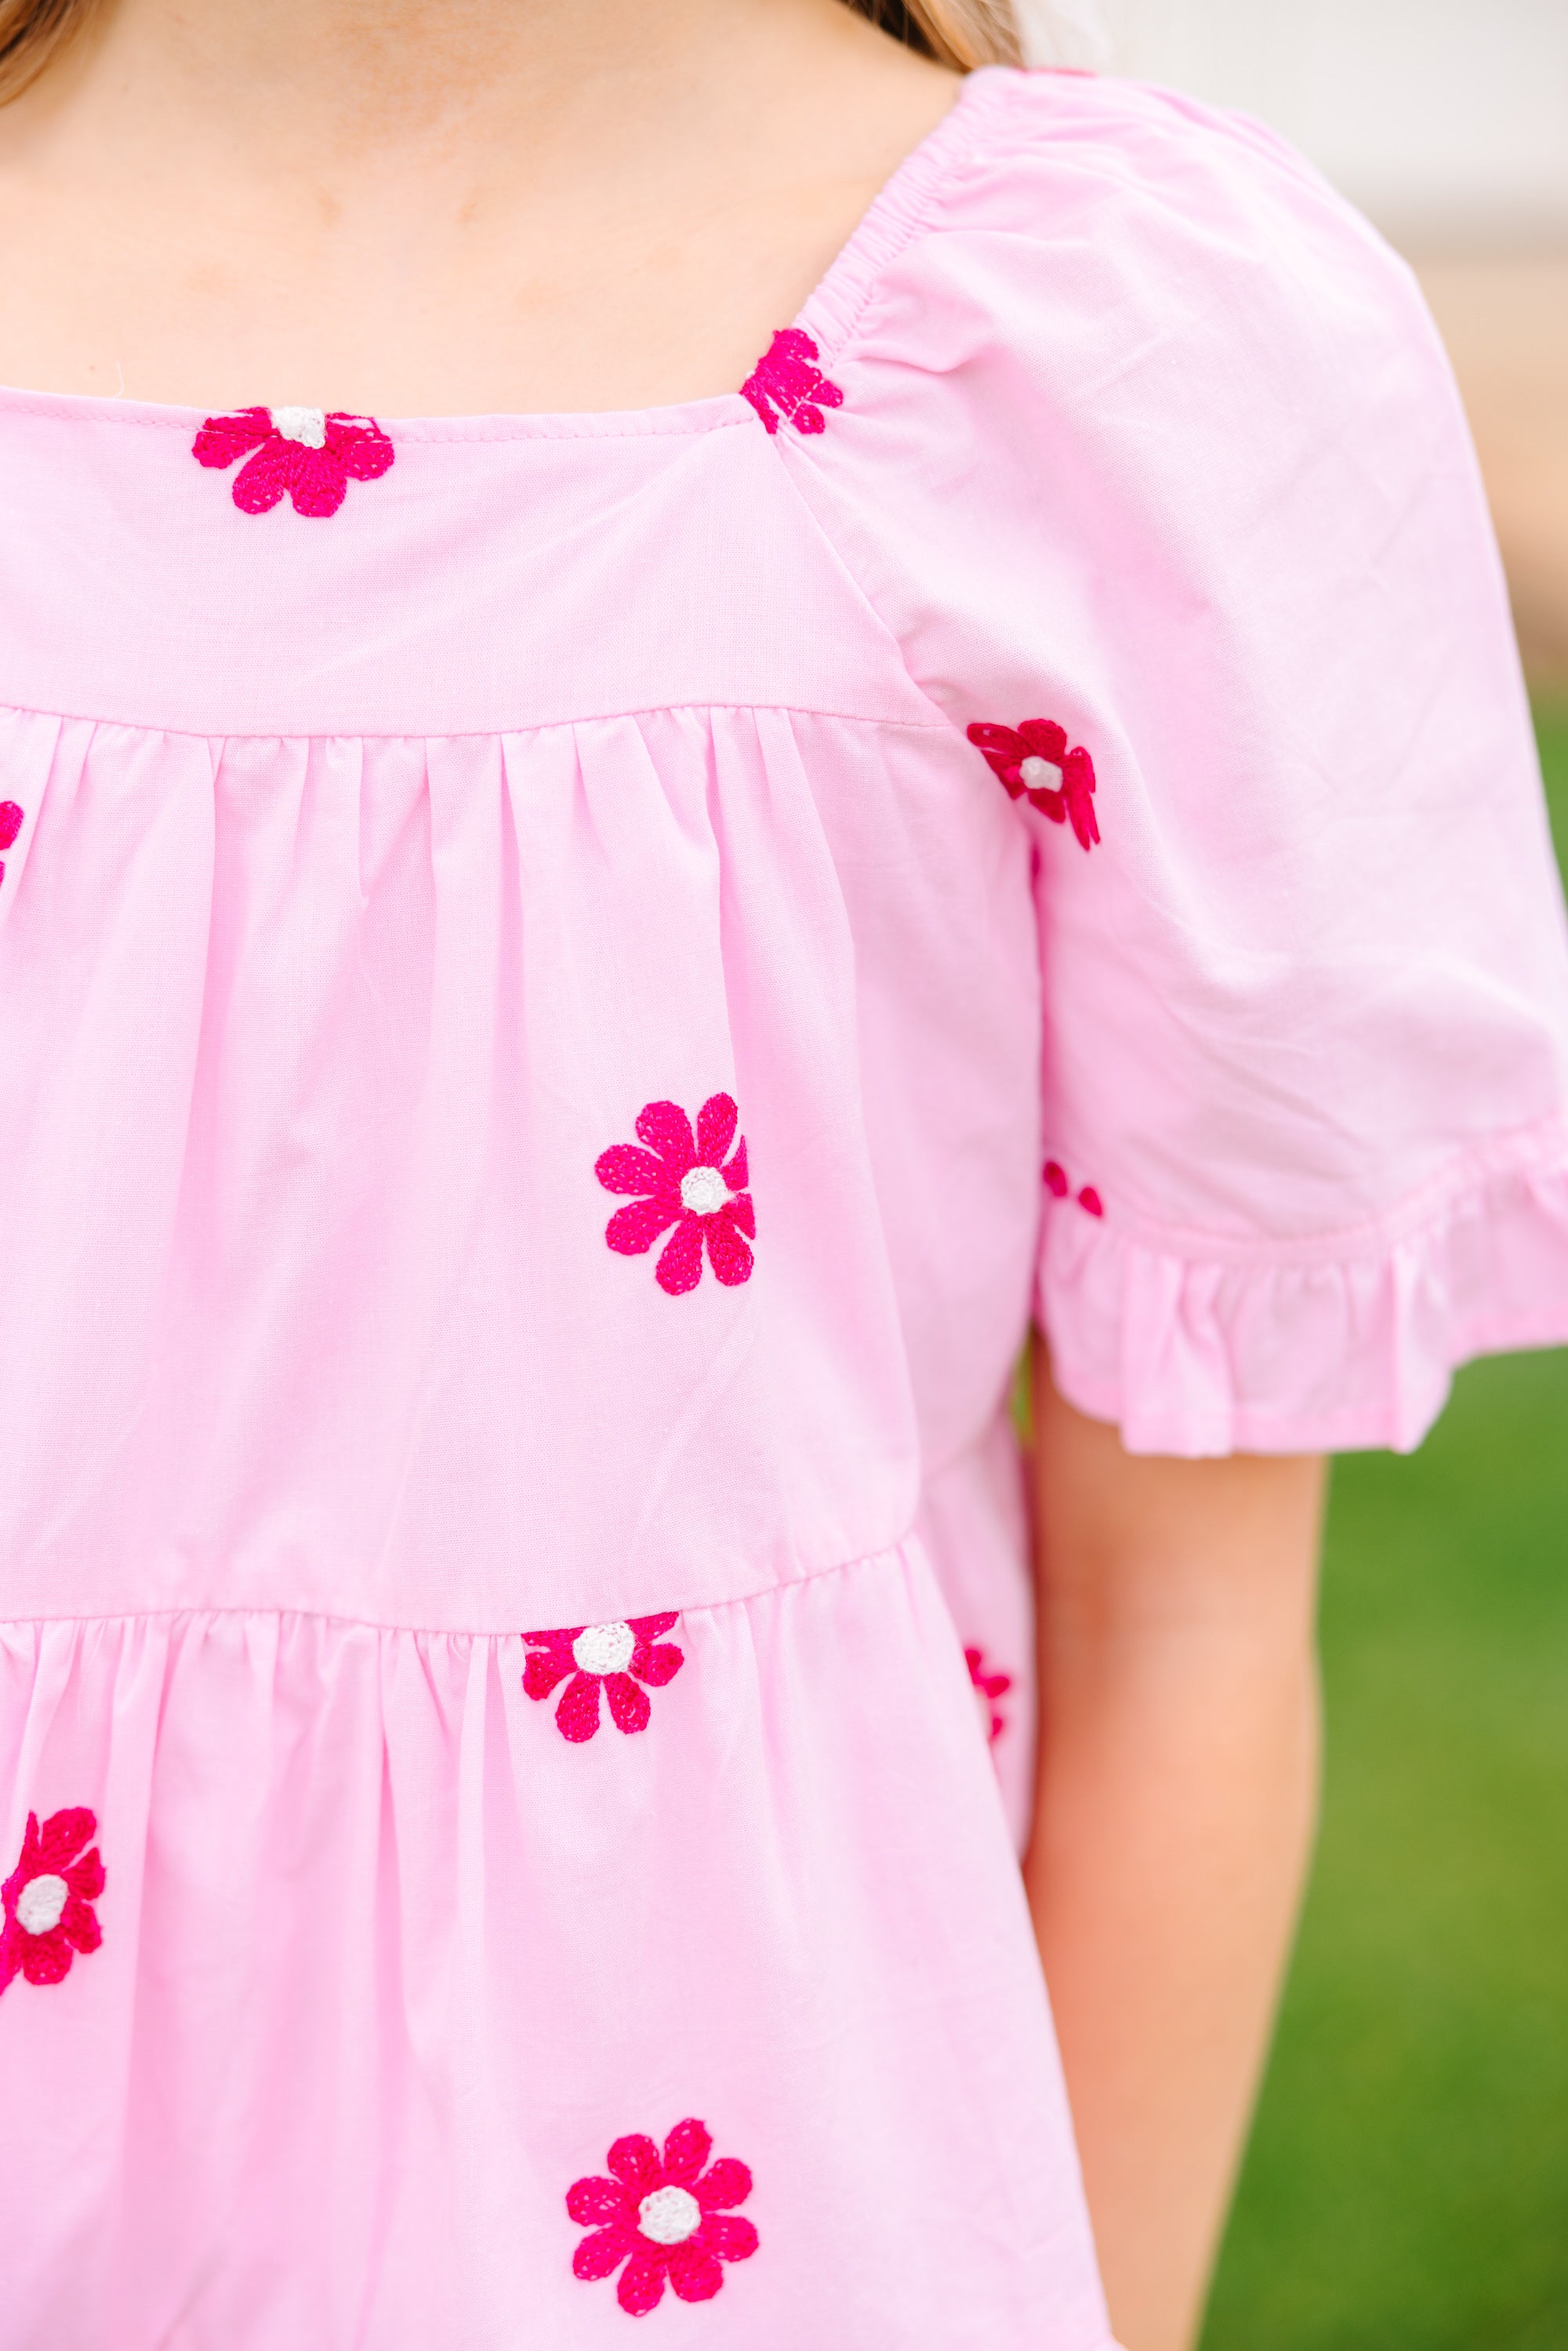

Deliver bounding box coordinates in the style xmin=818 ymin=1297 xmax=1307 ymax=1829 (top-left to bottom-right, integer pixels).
xmin=0 ymin=695 xmax=950 ymax=747
xmin=0 ymin=1534 xmax=919 ymax=1642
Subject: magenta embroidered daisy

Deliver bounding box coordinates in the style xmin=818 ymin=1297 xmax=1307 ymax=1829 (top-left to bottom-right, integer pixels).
xmin=193 ymin=405 xmax=394 ymax=517
xmin=0 ymin=1808 xmax=105 ymax=1994
xmin=523 ymin=1613 xmax=685 ymax=1742
xmin=596 ymin=1093 xmax=755 ymax=1296
xmin=967 ymin=717 xmax=1100 ymax=851
xmin=1044 ymin=1159 xmax=1105 ymax=1217
xmin=964 ymin=1646 xmax=1013 ymax=1744
xmin=568 ymin=2117 xmax=758 ymax=2316
xmin=740 ymin=328 xmax=844 ymax=436
xmin=0 ymin=800 xmax=22 ymax=889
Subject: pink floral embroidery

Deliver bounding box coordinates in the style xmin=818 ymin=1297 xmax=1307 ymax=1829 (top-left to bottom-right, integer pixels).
xmin=597 ymin=1094 xmax=755 ymax=1296
xmin=741 ymin=328 xmax=844 ymax=437
xmin=0 ymin=1808 xmax=104 ymax=1994
xmin=524 ymin=1615 xmax=685 ymax=1742
xmin=1044 ymin=1160 xmax=1104 ymax=1217
xmin=0 ymin=800 xmax=21 ymax=888
xmin=965 ymin=1647 xmax=1012 ymax=1744
xmin=967 ymin=718 xmax=1100 ymax=851
xmin=193 ymin=405 xmax=394 ymax=517
xmin=568 ymin=2117 xmax=758 ymax=2316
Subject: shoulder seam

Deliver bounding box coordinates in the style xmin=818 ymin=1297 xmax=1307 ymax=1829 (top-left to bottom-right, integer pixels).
xmin=798 ymin=66 xmax=1033 ymax=365
xmin=800 ymin=68 xmax=1398 ymax=378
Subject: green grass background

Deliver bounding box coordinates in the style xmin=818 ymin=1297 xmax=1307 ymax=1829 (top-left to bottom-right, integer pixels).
xmin=1200 ymin=701 xmax=1568 ymax=2351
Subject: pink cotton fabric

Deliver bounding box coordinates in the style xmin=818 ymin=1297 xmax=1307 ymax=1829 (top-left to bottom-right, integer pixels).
xmin=2 ymin=65 xmax=1567 ymax=2349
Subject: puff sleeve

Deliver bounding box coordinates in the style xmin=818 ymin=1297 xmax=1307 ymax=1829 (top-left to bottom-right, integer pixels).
xmin=788 ymin=67 xmax=1568 ymax=1453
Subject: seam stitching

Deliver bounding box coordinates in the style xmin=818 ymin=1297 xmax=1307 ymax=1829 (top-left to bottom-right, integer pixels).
xmin=0 ymin=1536 xmax=916 ymax=1642
xmin=0 ymin=696 xmax=949 ymax=747
xmin=1038 ymin=1120 xmax=1568 ymax=1272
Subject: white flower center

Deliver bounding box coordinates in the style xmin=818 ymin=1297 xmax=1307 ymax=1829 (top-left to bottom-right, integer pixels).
xmin=270 ymin=405 xmax=328 ymax=448
xmin=680 ymin=1165 xmax=727 ymax=1216
xmin=15 ymin=1874 xmax=69 ymax=1936
xmin=638 ymin=2186 xmax=702 ymax=2245
xmin=1019 ymin=755 xmax=1063 ymax=792
xmin=572 ymin=1620 xmax=636 ymax=1677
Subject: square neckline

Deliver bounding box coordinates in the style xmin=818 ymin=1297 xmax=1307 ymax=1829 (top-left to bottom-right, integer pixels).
xmin=0 ymin=65 xmax=1020 ymax=444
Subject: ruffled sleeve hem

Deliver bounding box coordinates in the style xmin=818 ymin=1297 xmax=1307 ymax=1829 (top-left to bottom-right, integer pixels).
xmin=1036 ymin=1131 xmax=1568 ymax=1457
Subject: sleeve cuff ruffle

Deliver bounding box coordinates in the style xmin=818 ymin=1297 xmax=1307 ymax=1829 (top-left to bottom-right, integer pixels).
xmin=1036 ymin=1145 xmax=1568 ymax=1456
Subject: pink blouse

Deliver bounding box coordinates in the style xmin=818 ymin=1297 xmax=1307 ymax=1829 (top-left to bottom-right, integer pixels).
xmin=1 ymin=65 xmax=1564 ymax=2351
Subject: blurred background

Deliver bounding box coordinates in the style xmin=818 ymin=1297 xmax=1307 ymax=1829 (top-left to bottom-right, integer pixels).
xmin=1016 ymin=5 xmax=1568 ymax=2346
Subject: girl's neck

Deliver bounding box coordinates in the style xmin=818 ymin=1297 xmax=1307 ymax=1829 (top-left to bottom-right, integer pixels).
xmin=0 ymin=0 xmax=964 ymax=417
xmin=27 ymin=1 xmax=811 ymax=176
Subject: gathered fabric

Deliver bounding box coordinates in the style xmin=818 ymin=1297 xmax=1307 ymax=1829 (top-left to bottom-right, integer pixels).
xmin=0 ymin=1554 xmax=1099 ymax=2348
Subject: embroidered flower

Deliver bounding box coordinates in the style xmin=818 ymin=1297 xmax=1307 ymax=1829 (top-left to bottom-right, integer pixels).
xmin=193 ymin=405 xmax=394 ymax=517
xmin=0 ymin=1809 xmax=104 ymax=1994
xmin=965 ymin=1647 xmax=1012 ymax=1744
xmin=568 ymin=2117 xmax=758 ymax=2316
xmin=524 ymin=1614 xmax=685 ymax=1742
xmin=967 ymin=719 xmax=1099 ymax=851
xmin=0 ymin=800 xmax=21 ymax=888
xmin=741 ymin=328 xmax=844 ymax=437
xmin=1044 ymin=1160 xmax=1103 ymax=1217
xmin=596 ymin=1094 xmax=755 ymax=1296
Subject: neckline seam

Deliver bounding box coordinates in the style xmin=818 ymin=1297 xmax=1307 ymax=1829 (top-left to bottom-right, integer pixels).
xmin=0 ymin=68 xmax=1029 ymax=442
xmin=0 ymin=386 xmax=757 ymax=441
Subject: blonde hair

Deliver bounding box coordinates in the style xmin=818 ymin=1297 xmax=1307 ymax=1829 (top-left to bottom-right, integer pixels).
xmin=849 ymin=2 xmax=1023 ymax=68
xmin=2 ymin=0 xmax=1024 ymax=105
xmin=0 ymin=0 xmax=93 ymax=100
